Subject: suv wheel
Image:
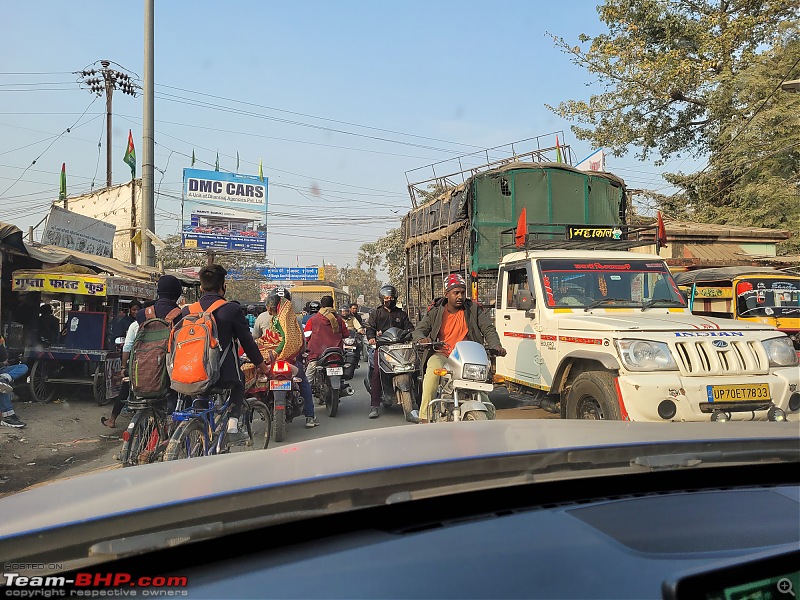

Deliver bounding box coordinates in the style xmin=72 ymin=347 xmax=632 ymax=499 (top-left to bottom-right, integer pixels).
xmin=565 ymin=371 xmax=621 ymax=421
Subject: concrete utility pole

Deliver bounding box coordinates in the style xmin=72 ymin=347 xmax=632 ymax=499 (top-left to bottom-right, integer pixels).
xmin=78 ymin=60 xmax=139 ymax=188
xmin=141 ymin=0 xmax=156 ymax=267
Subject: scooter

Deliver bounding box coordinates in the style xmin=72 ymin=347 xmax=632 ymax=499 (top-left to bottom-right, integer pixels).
xmin=426 ymin=340 xmax=496 ymax=422
xmin=364 ymin=327 xmax=420 ymax=423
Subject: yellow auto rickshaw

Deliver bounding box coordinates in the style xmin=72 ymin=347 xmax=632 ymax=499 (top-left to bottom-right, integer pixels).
xmin=673 ymin=266 xmax=800 ymax=350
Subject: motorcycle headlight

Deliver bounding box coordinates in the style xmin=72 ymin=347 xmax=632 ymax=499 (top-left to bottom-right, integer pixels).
xmin=762 ymin=336 xmax=799 ymax=367
xmin=462 ymin=363 xmax=488 ymax=381
xmin=614 ymin=340 xmax=678 ymax=372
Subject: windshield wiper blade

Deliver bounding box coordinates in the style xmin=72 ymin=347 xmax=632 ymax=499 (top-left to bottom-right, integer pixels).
xmin=584 ymin=298 xmax=631 ymax=311
xmin=641 ymin=298 xmax=686 ymax=311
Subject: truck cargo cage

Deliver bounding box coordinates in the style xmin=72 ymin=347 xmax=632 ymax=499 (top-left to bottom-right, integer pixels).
xmin=501 ymin=223 xmax=661 ymax=252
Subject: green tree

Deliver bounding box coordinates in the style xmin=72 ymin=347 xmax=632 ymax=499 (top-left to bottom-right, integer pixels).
xmin=548 ymin=0 xmax=800 ymax=252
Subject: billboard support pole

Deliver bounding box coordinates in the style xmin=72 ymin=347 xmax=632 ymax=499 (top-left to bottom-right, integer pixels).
xmin=206 ymin=250 xmax=215 ymax=266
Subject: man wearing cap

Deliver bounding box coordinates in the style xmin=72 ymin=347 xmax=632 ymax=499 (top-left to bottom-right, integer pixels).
xmin=413 ymin=273 xmax=506 ymax=423
xmin=101 ymin=275 xmax=184 ymax=428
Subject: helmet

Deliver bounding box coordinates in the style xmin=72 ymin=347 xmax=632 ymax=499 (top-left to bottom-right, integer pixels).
xmin=379 ymin=285 xmax=398 ymax=300
xmin=247 ymin=304 xmax=256 ymax=313
xmin=308 ymin=301 xmax=321 ymax=314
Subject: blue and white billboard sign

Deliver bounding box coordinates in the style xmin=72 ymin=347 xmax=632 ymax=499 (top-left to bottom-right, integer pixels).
xmin=182 ymin=168 xmax=267 ymax=253
xmin=227 ymin=267 xmax=322 ymax=281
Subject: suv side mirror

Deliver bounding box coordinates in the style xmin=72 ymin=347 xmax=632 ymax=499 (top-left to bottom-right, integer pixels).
xmin=515 ymin=290 xmax=534 ymax=311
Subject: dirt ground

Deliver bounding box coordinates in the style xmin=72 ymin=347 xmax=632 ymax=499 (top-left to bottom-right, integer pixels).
xmin=0 ymin=386 xmax=127 ymax=498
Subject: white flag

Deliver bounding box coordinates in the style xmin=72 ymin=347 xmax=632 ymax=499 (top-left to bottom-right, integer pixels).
xmin=575 ymin=148 xmax=605 ymax=172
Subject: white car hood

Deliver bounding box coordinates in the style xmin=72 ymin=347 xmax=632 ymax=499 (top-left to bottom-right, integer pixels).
xmin=558 ymin=312 xmax=775 ymax=333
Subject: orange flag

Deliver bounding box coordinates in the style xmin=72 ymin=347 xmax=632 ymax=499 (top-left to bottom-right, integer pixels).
xmin=515 ymin=207 xmax=527 ymax=248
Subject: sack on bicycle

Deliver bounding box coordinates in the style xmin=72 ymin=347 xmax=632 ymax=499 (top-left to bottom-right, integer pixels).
xmin=129 ymin=305 xmax=182 ymax=399
xmin=167 ymin=299 xmax=232 ymax=395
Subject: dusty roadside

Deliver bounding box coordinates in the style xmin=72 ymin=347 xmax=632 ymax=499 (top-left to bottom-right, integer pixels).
xmin=0 ymin=388 xmax=127 ymax=498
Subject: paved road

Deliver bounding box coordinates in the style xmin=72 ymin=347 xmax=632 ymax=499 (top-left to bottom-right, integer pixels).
xmin=267 ymin=361 xmax=557 ymax=448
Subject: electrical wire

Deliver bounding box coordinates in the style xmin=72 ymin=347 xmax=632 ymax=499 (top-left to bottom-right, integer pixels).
xmin=0 ymin=97 xmax=98 ymax=198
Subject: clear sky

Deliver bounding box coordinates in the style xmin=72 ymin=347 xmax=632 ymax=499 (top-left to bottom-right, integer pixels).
xmin=1 ymin=1 xmax=684 ymax=270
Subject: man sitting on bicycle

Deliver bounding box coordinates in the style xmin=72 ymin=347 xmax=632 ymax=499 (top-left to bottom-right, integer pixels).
xmin=184 ymin=264 xmax=270 ymax=444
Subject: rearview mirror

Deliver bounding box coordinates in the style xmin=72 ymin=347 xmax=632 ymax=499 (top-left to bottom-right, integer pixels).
xmin=515 ymin=290 xmax=534 ymax=311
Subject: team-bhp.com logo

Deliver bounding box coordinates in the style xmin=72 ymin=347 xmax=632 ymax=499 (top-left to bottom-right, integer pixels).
xmin=3 ymin=571 xmax=188 ymax=597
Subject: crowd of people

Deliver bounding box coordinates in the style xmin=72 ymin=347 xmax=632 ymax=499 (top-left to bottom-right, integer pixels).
xmin=3 ymin=264 xmax=506 ymax=434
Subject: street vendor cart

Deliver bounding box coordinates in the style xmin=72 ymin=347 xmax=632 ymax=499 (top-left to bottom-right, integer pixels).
xmin=11 ymin=269 xmax=156 ymax=405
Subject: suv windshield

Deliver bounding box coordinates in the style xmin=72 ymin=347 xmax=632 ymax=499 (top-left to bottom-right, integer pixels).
xmin=736 ymin=278 xmax=800 ymax=318
xmin=538 ymin=259 xmax=686 ymax=309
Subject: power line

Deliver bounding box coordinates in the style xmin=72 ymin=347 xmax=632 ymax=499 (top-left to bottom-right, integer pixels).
xmin=0 ymin=97 xmax=98 ymax=198
xmin=154 ymin=83 xmax=485 ymax=151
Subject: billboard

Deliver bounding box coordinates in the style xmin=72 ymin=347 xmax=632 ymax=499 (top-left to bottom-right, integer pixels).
xmin=182 ymin=168 xmax=267 ymax=253
xmin=42 ymin=205 xmax=117 ymax=258
xmin=51 ymin=181 xmax=141 ymax=263
xmin=227 ymin=267 xmax=324 ymax=281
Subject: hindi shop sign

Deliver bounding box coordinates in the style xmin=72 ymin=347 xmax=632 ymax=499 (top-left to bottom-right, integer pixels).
xmin=42 ymin=205 xmax=116 ymax=258
xmin=12 ymin=274 xmax=107 ymax=296
xmin=182 ymin=168 xmax=268 ymax=253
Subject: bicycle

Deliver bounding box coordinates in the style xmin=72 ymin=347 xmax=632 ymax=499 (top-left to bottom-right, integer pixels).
xmin=119 ymin=384 xmax=184 ymax=467
xmin=163 ymin=388 xmax=271 ymax=461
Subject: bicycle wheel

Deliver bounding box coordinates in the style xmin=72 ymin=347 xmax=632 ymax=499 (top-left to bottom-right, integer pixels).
xmin=164 ymin=419 xmax=209 ymax=460
xmin=120 ymin=408 xmax=160 ymax=467
xmin=230 ymin=399 xmax=271 ymax=452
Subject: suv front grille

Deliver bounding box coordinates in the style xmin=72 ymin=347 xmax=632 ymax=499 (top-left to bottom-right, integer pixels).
xmin=673 ymin=340 xmax=768 ymax=376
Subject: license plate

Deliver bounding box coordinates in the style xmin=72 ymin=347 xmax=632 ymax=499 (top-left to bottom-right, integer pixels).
xmin=391 ymin=343 xmax=414 ymax=350
xmin=326 ymin=367 xmax=344 ymax=375
xmin=269 ymin=380 xmax=291 ymax=391
xmin=706 ymin=383 xmax=770 ymax=402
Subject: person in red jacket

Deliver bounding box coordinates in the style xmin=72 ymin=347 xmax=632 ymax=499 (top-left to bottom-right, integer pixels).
xmin=304 ymin=295 xmax=351 ymax=395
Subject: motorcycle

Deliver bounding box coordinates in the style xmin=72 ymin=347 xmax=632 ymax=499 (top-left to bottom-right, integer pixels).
xmin=364 ymin=327 xmax=420 ymax=423
xmin=426 ymin=340 xmax=497 ymax=422
xmin=311 ymin=345 xmax=356 ymax=418
xmin=265 ymin=359 xmax=304 ymax=442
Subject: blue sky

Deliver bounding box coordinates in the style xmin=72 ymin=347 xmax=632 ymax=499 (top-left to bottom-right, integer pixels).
xmin=1 ymin=1 xmax=685 ymax=268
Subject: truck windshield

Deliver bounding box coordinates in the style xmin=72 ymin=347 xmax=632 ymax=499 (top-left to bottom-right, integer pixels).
xmin=538 ymin=259 xmax=686 ymax=309
xmin=736 ymin=278 xmax=800 ymax=318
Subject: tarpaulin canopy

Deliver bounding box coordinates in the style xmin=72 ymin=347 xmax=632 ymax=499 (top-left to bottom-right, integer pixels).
xmin=0 ymin=221 xmax=28 ymax=255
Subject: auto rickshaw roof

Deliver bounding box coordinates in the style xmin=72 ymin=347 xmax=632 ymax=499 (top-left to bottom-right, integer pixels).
xmin=673 ymin=266 xmax=794 ymax=286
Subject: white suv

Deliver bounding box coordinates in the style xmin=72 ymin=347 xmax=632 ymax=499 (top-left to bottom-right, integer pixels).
xmin=493 ymin=250 xmax=800 ymax=422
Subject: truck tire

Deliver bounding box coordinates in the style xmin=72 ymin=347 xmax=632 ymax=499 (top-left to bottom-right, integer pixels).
xmin=564 ymin=371 xmax=621 ymax=421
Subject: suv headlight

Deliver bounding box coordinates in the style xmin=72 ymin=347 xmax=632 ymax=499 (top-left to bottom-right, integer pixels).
xmin=462 ymin=363 xmax=488 ymax=381
xmin=615 ymin=340 xmax=678 ymax=371
xmin=762 ymin=336 xmax=799 ymax=367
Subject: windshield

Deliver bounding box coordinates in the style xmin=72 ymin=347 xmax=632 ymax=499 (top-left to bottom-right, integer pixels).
xmin=538 ymin=259 xmax=686 ymax=309
xmin=736 ymin=278 xmax=800 ymax=318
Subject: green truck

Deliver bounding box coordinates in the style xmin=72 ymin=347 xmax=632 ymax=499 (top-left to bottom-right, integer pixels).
xmin=401 ymin=160 xmax=635 ymax=319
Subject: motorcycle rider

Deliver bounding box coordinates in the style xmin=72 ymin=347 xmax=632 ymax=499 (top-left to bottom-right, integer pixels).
xmin=366 ymin=284 xmax=413 ymax=419
xmin=263 ymin=289 xmax=319 ymax=428
xmin=304 ymin=295 xmax=352 ymax=399
xmin=413 ymin=274 xmax=506 ymax=423
xmin=343 ymin=302 xmax=366 ymax=361
xmin=302 ymin=301 xmax=320 ymax=327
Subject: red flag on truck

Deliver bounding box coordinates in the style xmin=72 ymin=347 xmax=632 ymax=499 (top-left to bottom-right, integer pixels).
xmin=515 ymin=207 xmax=527 ymax=248
xmin=656 ymin=211 xmax=668 ymax=248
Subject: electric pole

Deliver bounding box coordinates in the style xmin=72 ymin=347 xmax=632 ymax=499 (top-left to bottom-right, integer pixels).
xmin=141 ymin=0 xmax=156 ymax=267
xmin=78 ymin=60 xmax=139 ymax=188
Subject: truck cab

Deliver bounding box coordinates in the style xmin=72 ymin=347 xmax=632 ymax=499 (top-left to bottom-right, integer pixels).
xmin=494 ymin=250 xmax=800 ymax=422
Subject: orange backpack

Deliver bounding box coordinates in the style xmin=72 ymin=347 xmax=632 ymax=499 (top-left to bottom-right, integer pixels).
xmin=166 ymin=299 xmax=231 ymax=395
